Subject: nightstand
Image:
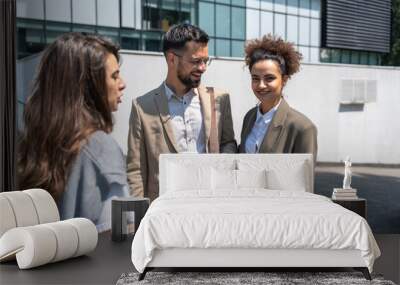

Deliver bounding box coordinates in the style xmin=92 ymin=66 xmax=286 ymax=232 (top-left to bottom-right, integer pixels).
xmin=332 ymin=198 xmax=367 ymax=219
xmin=111 ymin=197 xmax=150 ymax=242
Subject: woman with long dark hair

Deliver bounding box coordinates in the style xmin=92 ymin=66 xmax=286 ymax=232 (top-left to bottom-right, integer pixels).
xmin=18 ymin=32 xmax=128 ymax=231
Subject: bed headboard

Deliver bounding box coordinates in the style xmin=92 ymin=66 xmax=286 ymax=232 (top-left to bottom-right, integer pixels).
xmin=159 ymin=153 xmax=314 ymax=195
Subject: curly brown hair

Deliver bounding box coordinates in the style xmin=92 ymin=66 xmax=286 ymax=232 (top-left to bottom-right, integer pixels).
xmin=244 ymin=34 xmax=302 ymax=78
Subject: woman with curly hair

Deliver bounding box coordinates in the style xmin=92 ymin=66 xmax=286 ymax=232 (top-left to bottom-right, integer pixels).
xmin=18 ymin=32 xmax=128 ymax=232
xmin=239 ymin=35 xmax=317 ymax=160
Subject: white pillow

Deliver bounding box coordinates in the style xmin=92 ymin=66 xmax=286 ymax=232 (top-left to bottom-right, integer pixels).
xmin=266 ymin=161 xmax=308 ymax=191
xmin=236 ymin=169 xmax=268 ymax=189
xmin=167 ymin=163 xmax=212 ymax=191
xmin=211 ymin=168 xmax=236 ymax=190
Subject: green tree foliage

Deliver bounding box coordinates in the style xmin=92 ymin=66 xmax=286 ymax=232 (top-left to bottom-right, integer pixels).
xmin=382 ymin=0 xmax=400 ymax=66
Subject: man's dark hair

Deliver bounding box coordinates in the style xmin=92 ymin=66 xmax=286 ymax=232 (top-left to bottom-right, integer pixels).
xmin=162 ymin=23 xmax=209 ymax=55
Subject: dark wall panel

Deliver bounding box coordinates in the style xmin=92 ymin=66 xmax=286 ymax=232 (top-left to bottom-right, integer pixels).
xmin=322 ymin=0 xmax=391 ymax=53
xmin=1 ymin=0 xmax=17 ymax=192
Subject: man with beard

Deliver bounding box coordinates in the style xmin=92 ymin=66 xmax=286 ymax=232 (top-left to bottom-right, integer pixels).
xmin=127 ymin=24 xmax=237 ymax=201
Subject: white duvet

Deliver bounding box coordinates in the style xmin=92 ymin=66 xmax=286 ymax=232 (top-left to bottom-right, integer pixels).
xmin=131 ymin=190 xmax=380 ymax=273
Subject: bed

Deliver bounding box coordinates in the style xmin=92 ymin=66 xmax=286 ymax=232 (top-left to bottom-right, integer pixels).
xmin=131 ymin=154 xmax=380 ymax=280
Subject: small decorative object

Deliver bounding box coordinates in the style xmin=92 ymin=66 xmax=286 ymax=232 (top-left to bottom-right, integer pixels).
xmin=343 ymin=156 xmax=352 ymax=189
xmin=332 ymin=156 xmax=358 ymax=200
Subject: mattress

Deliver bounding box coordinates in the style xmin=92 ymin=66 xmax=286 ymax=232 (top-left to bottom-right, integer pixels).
xmin=131 ymin=190 xmax=380 ymax=273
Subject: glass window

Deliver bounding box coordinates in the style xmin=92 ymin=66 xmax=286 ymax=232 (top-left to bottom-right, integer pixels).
xmin=341 ymin=50 xmax=350 ymax=63
xmin=232 ymin=0 xmax=246 ymax=7
xmin=319 ymin=48 xmax=331 ymax=63
xmin=298 ymin=46 xmax=309 ymax=62
xmin=181 ymin=0 xmax=194 ymax=12
xmin=299 ymin=17 xmax=310 ymax=46
xmin=216 ymin=4 xmax=231 ymax=38
xmin=160 ymin=8 xmax=180 ymax=32
xmin=97 ymin=0 xmax=120 ymax=28
xmin=377 ymin=55 xmax=382 ymax=65
xmin=310 ymin=47 xmax=319 ymax=63
xmin=97 ymin=27 xmax=120 ymax=45
xmin=17 ymin=20 xmax=46 ymax=59
xmin=72 ymin=25 xmax=96 ymax=33
xmin=232 ymin=7 xmax=245 ymax=39
xmin=287 ymin=0 xmax=298 ymax=15
xmin=121 ymin=30 xmax=141 ymax=50
xmin=274 ymin=13 xmax=286 ymax=40
xmin=331 ymin=49 xmax=341 ymax=63
xmin=360 ymin=52 xmax=369 ymax=65
xmin=208 ymin=37 xmax=216 ymax=56
xmin=143 ymin=0 xmax=160 ymax=30
xmin=246 ymin=0 xmax=260 ymax=9
xmin=299 ymin=0 xmax=310 ymax=17
xmin=246 ymin=8 xmax=260 ymax=39
xmin=45 ymin=0 xmax=71 ymax=22
xmin=199 ymin=2 xmax=215 ymax=37
xmin=216 ymin=0 xmax=230 ymax=4
xmin=369 ymin=53 xmax=378 ymax=65
xmin=161 ymin=0 xmax=178 ymax=10
xmin=121 ymin=0 xmax=135 ymax=28
xmin=45 ymin=23 xmax=71 ymax=44
xmin=260 ymin=11 xmax=273 ymax=36
xmin=142 ymin=31 xmax=162 ymax=52
xmin=299 ymin=46 xmax=309 ymax=62
xmin=260 ymin=0 xmax=273 ymax=11
xmin=287 ymin=15 xmax=298 ymax=44
xmin=216 ymin=39 xmax=230 ymax=57
xmin=351 ymin=50 xmax=360 ymax=64
xmin=144 ymin=0 xmax=158 ymax=8
xmin=72 ymin=0 xmax=96 ymax=25
xmin=134 ymin=0 xmax=142 ymax=29
xmin=274 ymin=0 xmax=286 ymax=13
xmin=232 ymin=40 xmax=245 ymax=57
xmin=159 ymin=0 xmax=182 ymax=32
xmin=310 ymin=18 xmax=319 ymax=46
xmin=310 ymin=0 xmax=321 ymax=18
xmin=181 ymin=0 xmax=195 ymax=24
xmin=17 ymin=0 xmax=44 ymax=20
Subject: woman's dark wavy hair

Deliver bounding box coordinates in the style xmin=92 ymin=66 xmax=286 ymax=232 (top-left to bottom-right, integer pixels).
xmin=18 ymin=32 xmax=120 ymax=201
xmin=245 ymin=34 xmax=302 ymax=78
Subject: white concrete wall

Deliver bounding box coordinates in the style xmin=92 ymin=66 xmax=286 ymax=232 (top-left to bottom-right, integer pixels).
xmin=17 ymin=51 xmax=400 ymax=164
xmin=115 ymin=51 xmax=400 ymax=164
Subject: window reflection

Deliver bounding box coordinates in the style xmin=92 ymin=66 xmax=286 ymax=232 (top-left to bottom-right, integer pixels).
xmin=14 ymin=0 xmax=384 ymax=65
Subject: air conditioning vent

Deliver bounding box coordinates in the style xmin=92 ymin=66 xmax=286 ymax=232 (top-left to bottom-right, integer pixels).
xmin=339 ymin=79 xmax=377 ymax=104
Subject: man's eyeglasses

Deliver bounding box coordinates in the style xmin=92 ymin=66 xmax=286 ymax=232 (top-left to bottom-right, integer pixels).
xmin=172 ymin=52 xmax=212 ymax=67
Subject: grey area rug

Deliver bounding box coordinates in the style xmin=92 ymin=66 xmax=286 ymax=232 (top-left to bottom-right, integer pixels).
xmin=116 ymin=272 xmax=396 ymax=285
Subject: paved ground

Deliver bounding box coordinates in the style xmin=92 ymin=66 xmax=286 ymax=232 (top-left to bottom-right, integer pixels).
xmin=315 ymin=164 xmax=400 ymax=234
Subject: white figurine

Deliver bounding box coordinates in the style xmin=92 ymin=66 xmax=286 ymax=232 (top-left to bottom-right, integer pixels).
xmin=343 ymin=156 xmax=352 ymax=189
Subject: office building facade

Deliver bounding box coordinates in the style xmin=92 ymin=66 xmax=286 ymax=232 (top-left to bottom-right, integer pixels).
xmin=16 ymin=0 xmax=391 ymax=64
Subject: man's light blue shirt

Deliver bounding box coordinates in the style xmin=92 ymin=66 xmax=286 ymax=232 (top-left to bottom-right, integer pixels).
xmin=245 ymin=99 xmax=282 ymax=153
xmin=164 ymin=83 xmax=206 ymax=153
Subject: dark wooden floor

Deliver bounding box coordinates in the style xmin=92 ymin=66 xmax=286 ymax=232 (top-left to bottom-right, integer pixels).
xmin=0 ymin=232 xmax=398 ymax=284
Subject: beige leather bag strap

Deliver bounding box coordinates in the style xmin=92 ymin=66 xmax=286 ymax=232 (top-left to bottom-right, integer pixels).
xmin=207 ymin=87 xmax=219 ymax=153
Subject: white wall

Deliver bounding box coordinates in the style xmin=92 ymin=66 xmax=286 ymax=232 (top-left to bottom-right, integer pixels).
xmin=114 ymin=51 xmax=400 ymax=164
xmin=16 ymin=51 xmax=400 ymax=164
